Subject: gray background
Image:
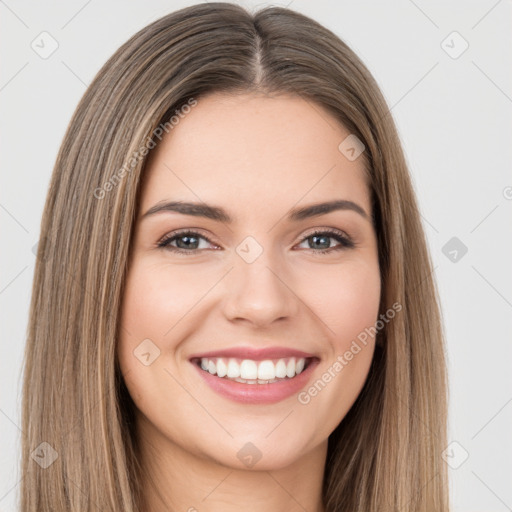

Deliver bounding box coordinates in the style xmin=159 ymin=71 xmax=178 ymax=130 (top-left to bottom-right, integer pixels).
xmin=1 ymin=0 xmax=511 ymax=510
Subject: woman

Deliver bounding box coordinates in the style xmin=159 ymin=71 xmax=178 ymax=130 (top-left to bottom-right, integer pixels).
xmin=21 ymin=2 xmax=449 ymax=511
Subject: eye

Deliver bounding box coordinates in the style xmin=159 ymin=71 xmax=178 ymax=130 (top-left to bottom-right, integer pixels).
xmin=295 ymin=229 xmax=355 ymax=254
xmin=157 ymin=230 xmax=218 ymax=255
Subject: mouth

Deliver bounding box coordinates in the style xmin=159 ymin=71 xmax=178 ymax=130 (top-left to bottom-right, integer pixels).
xmin=190 ymin=356 xmax=315 ymax=384
xmin=189 ymin=351 xmax=320 ymax=404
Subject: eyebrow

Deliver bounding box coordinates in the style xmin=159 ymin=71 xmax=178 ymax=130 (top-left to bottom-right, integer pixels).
xmin=141 ymin=199 xmax=370 ymax=224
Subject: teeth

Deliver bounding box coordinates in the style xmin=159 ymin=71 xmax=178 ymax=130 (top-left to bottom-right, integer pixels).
xmin=198 ymin=356 xmax=308 ymax=382
xmin=216 ymin=358 xmax=227 ymax=378
xmin=227 ymin=359 xmax=240 ymax=378
xmin=275 ymin=359 xmax=287 ymax=378
xmin=257 ymin=360 xmax=275 ymax=380
xmin=286 ymin=358 xmax=296 ymax=378
xmin=240 ymin=360 xmax=258 ymax=380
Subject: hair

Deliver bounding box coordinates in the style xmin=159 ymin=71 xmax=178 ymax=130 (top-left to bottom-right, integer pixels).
xmin=20 ymin=2 xmax=449 ymax=511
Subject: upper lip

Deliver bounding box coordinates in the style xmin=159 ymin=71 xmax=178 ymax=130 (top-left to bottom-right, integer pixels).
xmin=189 ymin=346 xmax=318 ymax=361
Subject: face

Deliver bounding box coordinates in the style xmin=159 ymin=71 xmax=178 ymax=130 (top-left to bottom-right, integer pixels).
xmin=118 ymin=92 xmax=381 ymax=471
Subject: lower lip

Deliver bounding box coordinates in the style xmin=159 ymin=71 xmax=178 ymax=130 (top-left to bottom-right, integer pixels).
xmin=192 ymin=359 xmax=320 ymax=404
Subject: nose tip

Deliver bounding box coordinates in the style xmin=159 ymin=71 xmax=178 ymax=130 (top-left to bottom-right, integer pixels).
xmin=222 ymin=261 xmax=299 ymax=327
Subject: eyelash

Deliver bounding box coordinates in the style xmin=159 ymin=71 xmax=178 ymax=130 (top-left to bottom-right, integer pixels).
xmin=156 ymin=228 xmax=355 ymax=256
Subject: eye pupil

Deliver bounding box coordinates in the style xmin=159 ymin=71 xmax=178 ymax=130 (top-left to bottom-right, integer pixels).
xmin=176 ymin=235 xmax=199 ymax=250
xmin=310 ymin=234 xmax=330 ymax=250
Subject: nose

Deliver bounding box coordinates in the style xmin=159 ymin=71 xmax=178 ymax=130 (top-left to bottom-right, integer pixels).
xmin=222 ymin=253 xmax=300 ymax=328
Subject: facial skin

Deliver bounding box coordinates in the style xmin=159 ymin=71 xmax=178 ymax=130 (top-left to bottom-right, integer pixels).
xmin=118 ymin=92 xmax=381 ymax=512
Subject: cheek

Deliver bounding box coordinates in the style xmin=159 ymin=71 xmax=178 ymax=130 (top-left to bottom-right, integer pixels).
xmin=119 ymin=262 xmax=210 ymax=347
xmin=310 ymin=259 xmax=381 ymax=346
xmin=295 ymin=260 xmax=380 ymax=430
xmin=116 ymin=263 xmax=203 ymax=415
xmin=117 ymin=264 xmax=182 ymax=393
xmin=117 ymin=260 xmax=222 ymax=392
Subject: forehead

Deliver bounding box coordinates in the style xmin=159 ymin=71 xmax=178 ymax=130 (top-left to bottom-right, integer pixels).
xmin=139 ymin=92 xmax=370 ymax=221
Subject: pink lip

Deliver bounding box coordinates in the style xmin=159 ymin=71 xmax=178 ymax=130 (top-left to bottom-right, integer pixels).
xmin=191 ymin=356 xmax=320 ymax=405
xmin=189 ymin=346 xmax=317 ymax=361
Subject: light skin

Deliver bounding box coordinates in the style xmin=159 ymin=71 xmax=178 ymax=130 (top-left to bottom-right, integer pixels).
xmin=118 ymin=92 xmax=381 ymax=512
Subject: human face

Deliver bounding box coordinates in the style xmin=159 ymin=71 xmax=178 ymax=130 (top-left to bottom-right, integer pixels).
xmin=118 ymin=92 xmax=381 ymax=471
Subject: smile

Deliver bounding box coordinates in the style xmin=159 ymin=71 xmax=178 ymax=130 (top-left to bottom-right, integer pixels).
xmin=189 ymin=351 xmax=320 ymax=404
xmin=196 ymin=356 xmax=309 ymax=383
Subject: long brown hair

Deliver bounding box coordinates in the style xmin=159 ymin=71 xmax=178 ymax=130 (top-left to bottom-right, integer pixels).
xmin=21 ymin=2 xmax=449 ymax=510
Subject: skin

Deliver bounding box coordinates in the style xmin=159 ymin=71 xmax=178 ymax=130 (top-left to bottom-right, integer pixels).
xmin=118 ymin=92 xmax=381 ymax=512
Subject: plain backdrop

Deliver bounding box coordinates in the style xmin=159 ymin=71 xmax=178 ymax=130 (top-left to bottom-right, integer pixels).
xmin=1 ymin=1 xmax=511 ymax=510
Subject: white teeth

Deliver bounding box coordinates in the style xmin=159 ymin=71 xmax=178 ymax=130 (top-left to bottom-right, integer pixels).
xmin=216 ymin=358 xmax=227 ymax=378
xmin=257 ymin=360 xmax=275 ymax=380
xmin=286 ymin=358 xmax=296 ymax=378
xmin=198 ymin=356 xmax=308 ymax=382
xmin=240 ymin=360 xmax=258 ymax=380
xmin=227 ymin=359 xmax=240 ymax=378
xmin=275 ymin=359 xmax=287 ymax=378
